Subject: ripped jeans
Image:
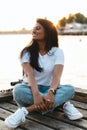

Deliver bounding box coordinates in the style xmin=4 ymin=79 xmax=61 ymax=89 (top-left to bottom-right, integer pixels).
xmin=13 ymin=82 xmax=75 ymax=113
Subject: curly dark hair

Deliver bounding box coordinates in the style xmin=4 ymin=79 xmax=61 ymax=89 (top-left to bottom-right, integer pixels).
xmin=20 ymin=18 xmax=59 ymax=72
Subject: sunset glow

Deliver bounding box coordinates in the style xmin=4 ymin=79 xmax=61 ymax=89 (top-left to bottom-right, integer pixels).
xmin=0 ymin=0 xmax=87 ymax=30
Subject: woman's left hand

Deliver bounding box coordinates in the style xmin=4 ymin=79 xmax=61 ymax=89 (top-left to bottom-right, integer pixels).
xmin=44 ymin=91 xmax=55 ymax=110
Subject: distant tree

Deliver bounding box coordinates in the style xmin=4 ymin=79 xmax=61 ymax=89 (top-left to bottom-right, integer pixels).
xmin=75 ymin=13 xmax=86 ymax=23
xmin=58 ymin=17 xmax=67 ymax=27
xmin=67 ymin=14 xmax=76 ymax=23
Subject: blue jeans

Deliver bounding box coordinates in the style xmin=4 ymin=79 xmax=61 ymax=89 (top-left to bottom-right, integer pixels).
xmin=13 ymin=82 xmax=75 ymax=111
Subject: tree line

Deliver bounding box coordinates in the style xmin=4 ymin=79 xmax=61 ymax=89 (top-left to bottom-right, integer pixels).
xmin=57 ymin=13 xmax=87 ymax=28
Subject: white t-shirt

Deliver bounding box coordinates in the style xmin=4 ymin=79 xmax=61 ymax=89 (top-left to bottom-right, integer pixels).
xmin=21 ymin=47 xmax=64 ymax=86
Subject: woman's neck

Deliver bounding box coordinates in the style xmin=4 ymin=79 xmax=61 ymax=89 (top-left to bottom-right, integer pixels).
xmin=38 ymin=41 xmax=45 ymax=50
xmin=38 ymin=41 xmax=47 ymax=55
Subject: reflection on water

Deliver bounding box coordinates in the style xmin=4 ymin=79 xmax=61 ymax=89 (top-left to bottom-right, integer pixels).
xmin=0 ymin=35 xmax=87 ymax=90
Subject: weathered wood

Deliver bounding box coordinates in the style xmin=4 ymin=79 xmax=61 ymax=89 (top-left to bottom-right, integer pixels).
xmin=0 ymin=89 xmax=13 ymax=102
xmin=0 ymin=108 xmax=54 ymax=130
xmin=0 ymin=102 xmax=87 ymax=130
xmin=0 ymin=120 xmax=25 ymax=130
xmin=70 ymin=100 xmax=87 ymax=110
xmin=74 ymin=88 xmax=87 ymax=103
xmin=0 ymin=86 xmax=87 ymax=130
xmin=75 ymin=88 xmax=87 ymax=95
xmin=0 ymin=95 xmax=13 ymax=102
xmin=47 ymin=110 xmax=87 ymax=129
xmin=0 ymin=107 xmax=84 ymax=130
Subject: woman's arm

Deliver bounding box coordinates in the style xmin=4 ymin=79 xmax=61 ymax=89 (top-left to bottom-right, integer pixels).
xmin=50 ymin=64 xmax=64 ymax=90
xmin=22 ymin=62 xmax=39 ymax=95
xmin=22 ymin=63 xmax=48 ymax=111
xmin=44 ymin=64 xmax=64 ymax=109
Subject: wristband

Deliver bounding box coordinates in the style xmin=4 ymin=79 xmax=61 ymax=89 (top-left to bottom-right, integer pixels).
xmin=48 ymin=88 xmax=56 ymax=95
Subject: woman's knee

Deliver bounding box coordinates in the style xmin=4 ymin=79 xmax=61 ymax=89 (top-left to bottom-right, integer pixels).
xmin=54 ymin=84 xmax=75 ymax=108
xmin=63 ymin=84 xmax=75 ymax=97
xmin=13 ymin=83 xmax=33 ymax=106
xmin=13 ymin=83 xmax=24 ymax=100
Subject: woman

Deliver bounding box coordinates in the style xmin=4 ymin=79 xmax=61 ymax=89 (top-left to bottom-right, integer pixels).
xmin=5 ymin=18 xmax=83 ymax=128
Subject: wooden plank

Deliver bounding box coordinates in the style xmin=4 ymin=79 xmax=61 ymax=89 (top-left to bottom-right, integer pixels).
xmin=70 ymin=100 xmax=87 ymax=110
xmin=0 ymin=101 xmax=87 ymax=120
xmin=0 ymin=95 xmax=13 ymax=102
xmin=0 ymin=108 xmax=54 ymax=130
xmin=27 ymin=112 xmax=84 ymax=130
xmin=20 ymin=120 xmax=54 ymax=130
xmin=0 ymin=102 xmax=86 ymax=130
xmin=74 ymin=88 xmax=87 ymax=103
xmin=47 ymin=110 xmax=87 ymax=130
xmin=0 ymin=120 xmax=22 ymax=130
xmin=0 ymin=102 xmax=18 ymax=112
xmin=0 ymin=86 xmax=87 ymax=130
xmin=74 ymin=94 xmax=87 ymax=103
xmin=75 ymin=88 xmax=87 ymax=95
xmin=0 ymin=89 xmax=13 ymax=102
xmin=0 ymin=108 xmax=84 ymax=130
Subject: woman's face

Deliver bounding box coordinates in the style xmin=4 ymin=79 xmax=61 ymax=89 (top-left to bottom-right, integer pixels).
xmin=32 ymin=23 xmax=45 ymax=41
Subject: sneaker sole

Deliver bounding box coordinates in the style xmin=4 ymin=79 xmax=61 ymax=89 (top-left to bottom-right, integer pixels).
xmin=66 ymin=114 xmax=83 ymax=120
xmin=5 ymin=119 xmax=17 ymax=128
xmin=4 ymin=118 xmax=25 ymax=129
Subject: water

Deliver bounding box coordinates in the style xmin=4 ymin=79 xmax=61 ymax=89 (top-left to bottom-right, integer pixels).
xmin=0 ymin=34 xmax=87 ymax=90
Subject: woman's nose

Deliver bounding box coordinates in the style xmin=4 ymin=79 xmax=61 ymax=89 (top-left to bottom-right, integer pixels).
xmin=32 ymin=28 xmax=36 ymax=34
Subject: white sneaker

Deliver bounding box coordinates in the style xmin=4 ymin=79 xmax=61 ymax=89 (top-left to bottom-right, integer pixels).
xmin=4 ymin=107 xmax=28 ymax=128
xmin=63 ymin=102 xmax=83 ymax=120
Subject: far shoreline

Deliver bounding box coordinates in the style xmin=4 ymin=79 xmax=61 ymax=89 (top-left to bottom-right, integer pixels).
xmin=0 ymin=32 xmax=87 ymax=35
xmin=0 ymin=30 xmax=32 ymax=35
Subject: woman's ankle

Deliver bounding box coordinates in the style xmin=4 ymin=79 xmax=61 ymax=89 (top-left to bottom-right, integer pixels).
xmin=26 ymin=104 xmax=36 ymax=112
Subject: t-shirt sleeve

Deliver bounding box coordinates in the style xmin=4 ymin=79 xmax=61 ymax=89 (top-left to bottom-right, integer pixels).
xmin=55 ymin=48 xmax=64 ymax=65
xmin=20 ymin=51 xmax=30 ymax=64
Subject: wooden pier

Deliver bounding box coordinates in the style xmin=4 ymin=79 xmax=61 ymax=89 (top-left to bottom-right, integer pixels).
xmin=0 ymin=87 xmax=87 ymax=130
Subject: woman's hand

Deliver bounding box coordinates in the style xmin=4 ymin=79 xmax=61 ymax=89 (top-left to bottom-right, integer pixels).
xmin=33 ymin=92 xmax=48 ymax=111
xmin=44 ymin=91 xmax=55 ymax=110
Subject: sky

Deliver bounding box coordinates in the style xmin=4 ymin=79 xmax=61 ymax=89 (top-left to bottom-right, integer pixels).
xmin=0 ymin=0 xmax=87 ymax=30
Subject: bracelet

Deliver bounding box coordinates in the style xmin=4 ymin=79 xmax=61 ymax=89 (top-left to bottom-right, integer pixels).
xmin=48 ymin=88 xmax=56 ymax=95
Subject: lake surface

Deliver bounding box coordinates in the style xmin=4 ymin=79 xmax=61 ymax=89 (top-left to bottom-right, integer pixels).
xmin=0 ymin=34 xmax=87 ymax=90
